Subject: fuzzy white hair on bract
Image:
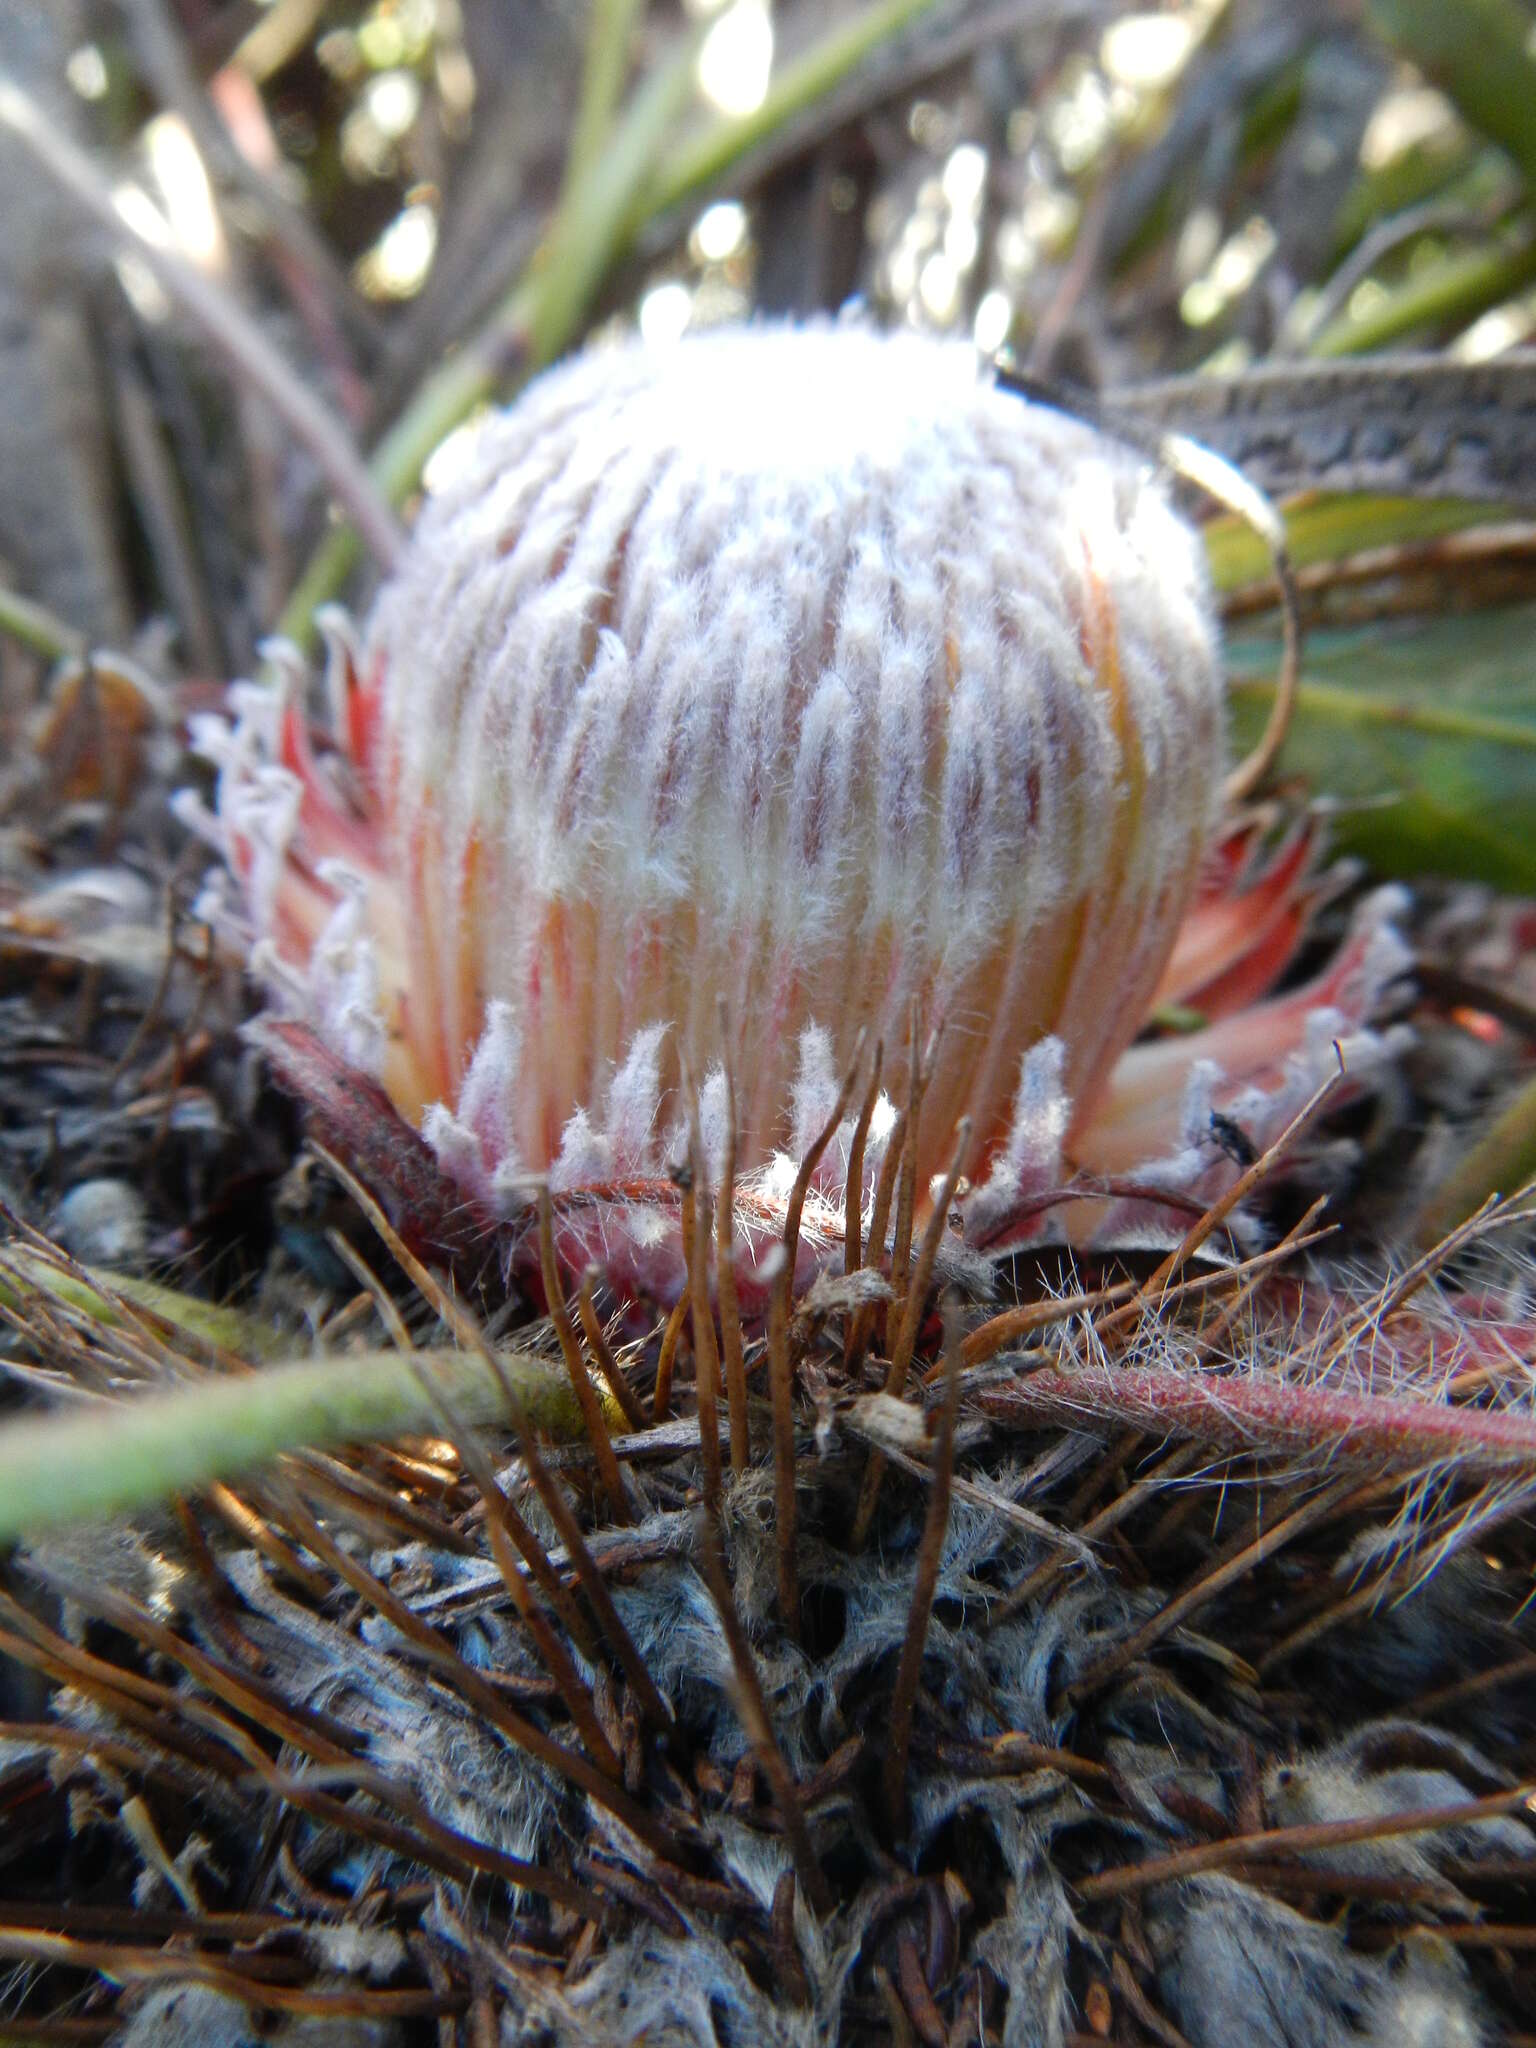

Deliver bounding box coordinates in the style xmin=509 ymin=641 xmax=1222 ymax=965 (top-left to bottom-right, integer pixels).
xmin=183 ymin=323 xmax=1423 ymax=1298
xmin=192 ymin=325 xmax=1224 ymax=1220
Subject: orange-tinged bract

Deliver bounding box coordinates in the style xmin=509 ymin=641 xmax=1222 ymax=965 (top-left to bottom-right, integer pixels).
xmin=187 ymin=327 xmax=1417 ymax=1288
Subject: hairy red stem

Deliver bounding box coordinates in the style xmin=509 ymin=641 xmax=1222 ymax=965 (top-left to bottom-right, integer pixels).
xmin=977 ymin=1362 xmax=1536 ymax=1476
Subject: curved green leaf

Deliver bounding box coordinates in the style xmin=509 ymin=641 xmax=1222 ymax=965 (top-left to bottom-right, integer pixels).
xmin=1225 ymin=599 xmax=1536 ymax=890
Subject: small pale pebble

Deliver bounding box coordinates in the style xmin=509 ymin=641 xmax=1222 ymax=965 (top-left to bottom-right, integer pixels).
xmin=50 ymin=1177 xmax=150 ymax=1268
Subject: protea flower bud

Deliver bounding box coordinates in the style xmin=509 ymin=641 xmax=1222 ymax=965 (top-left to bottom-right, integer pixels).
xmin=188 ymin=323 xmax=1229 ymax=1261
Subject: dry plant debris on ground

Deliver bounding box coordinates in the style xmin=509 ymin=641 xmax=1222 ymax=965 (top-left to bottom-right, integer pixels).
xmin=1 ymin=2 xmax=1536 ymax=2043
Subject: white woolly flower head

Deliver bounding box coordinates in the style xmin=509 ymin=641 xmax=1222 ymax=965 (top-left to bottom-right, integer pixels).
xmin=194 ymin=323 xmax=1227 ymax=1222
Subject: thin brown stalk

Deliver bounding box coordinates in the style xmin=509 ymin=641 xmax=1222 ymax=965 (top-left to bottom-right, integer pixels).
xmin=0 ymin=1720 xmax=228 ymax=1801
xmin=846 ymin=1103 xmax=907 ymax=1372
xmin=696 ymin=1511 xmax=832 ymax=1915
xmin=931 ymin=1731 xmax=1114 ymax=1789
xmin=1065 ymin=1475 xmax=1383 ymax=1702
xmin=844 ymin=1040 xmax=885 ymax=1278
xmin=770 ymin=1031 xmax=868 ymax=1633
xmin=0 ymin=1600 xmax=593 ymax=1911
xmin=1077 ymin=1781 xmax=1536 ymax=1903
xmin=0 ymin=1932 xmax=461 ymax=2019
xmin=325 ymin=1226 xmax=416 ymax=1351
xmin=293 ymin=1444 xmax=476 ymax=1554
xmin=852 ymin=1119 xmax=969 ymax=1548
xmin=681 ymin=1065 xmax=723 ymax=1513
xmin=843 ymin=1408 xmax=1094 ymax=1566
xmin=1404 ymin=1924 xmax=1536 ymax=1949
xmin=1188 ymin=1201 xmax=1332 ymax=1357
xmin=766 ymin=1282 xmax=803 ymax=1632
xmin=886 ymin=1010 xmax=931 ymax=1351
xmin=782 ymin=1029 xmax=868 ymax=1288
xmin=539 ymin=1186 xmax=630 ymax=1524
xmin=311 ymin=1144 xmax=667 ymax=1724
xmin=252 ymin=1764 xmax=603 ymax=1915
xmin=17 ymin=1560 xmax=363 ymax=1769
xmin=653 ymin=1293 xmax=688 ymax=1424
xmin=406 ymin=1361 xmax=622 ymax=1778
xmin=897 ymin=1926 xmax=948 ymax=2047
xmin=770 ymin=1872 xmax=812 ymax=2005
xmin=1256 ymin=1569 xmax=1397 ymax=1675
xmin=1412 ymin=1650 xmax=1536 ymax=1719
xmin=268 ymin=1482 xmax=676 ymax=1855
xmin=985 ymin=1445 xmax=1202 ymax=1630
xmin=0 ymin=1619 xmax=244 ymax=1798
xmin=204 ymin=1482 xmax=333 ymax=1603
xmin=962 ymin=1276 xmax=1142 ymax=1368
xmin=882 ymin=1310 xmax=963 ymax=1839
xmin=578 ymin=1270 xmax=649 ymax=1432
xmin=0 ymin=1892 xmax=289 ymax=1941
xmin=1325 ymin=1192 xmax=1506 ymax=1361
xmin=716 ymin=998 xmax=750 ymax=1471
xmin=1110 ymin=1951 xmax=1198 ymax=2048
xmin=875 ymin=1964 xmax=920 ymax=2048
xmin=890 ymin=1118 xmax=970 ymax=1392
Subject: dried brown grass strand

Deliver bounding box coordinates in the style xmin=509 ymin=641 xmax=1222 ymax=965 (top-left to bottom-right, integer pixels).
xmin=697 ymin=1509 xmax=831 ymax=1916
xmin=882 ymin=1307 xmax=962 ymax=1839
xmin=538 ymin=1185 xmax=629 ymax=1523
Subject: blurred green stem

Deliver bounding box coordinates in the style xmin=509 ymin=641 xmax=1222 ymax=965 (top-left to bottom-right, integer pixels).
xmin=0 ymin=1251 xmax=288 ymax=1360
xmin=635 ymin=0 xmax=942 ymax=225
xmin=0 ymin=1344 xmax=602 ymax=1544
xmin=567 ymin=0 xmax=646 ymax=191
xmin=275 ymin=31 xmax=700 ymax=644
xmin=0 ymin=584 xmax=85 ymax=663
xmin=1309 ymin=222 xmax=1536 ymax=356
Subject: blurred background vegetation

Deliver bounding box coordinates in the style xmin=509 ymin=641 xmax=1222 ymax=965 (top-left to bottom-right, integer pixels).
xmin=2 ymin=0 xmax=1536 ymax=889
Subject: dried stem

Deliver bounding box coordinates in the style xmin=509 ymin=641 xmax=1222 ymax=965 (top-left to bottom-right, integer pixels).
xmin=988 ymin=1444 xmax=1201 ymax=1629
xmin=577 ymin=1269 xmax=650 ymax=1432
xmin=1078 ymin=1780 xmax=1536 ymax=1903
xmin=890 ymin=1118 xmax=971 ymax=1393
xmin=0 ymin=1929 xmax=462 ymax=2019
xmin=882 ymin=1308 xmax=963 ymax=1839
xmin=0 ymin=1596 xmax=596 ymax=1910
xmin=681 ymin=1064 xmax=724 ymax=1512
xmin=769 ymin=1031 xmax=867 ymax=1633
xmin=313 ymin=1144 xmax=670 ymax=1731
xmin=716 ymin=1005 xmax=750 ymax=1472
xmin=653 ymin=1293 xmax=689 ymax=1424
xmin=846 ymin=1104 xmax=908 ymax=1372
xmin=853 ymin=1119 xmax=970 ymax=1548
xmin=538 ymin=1186 xmax=630 ymax=1523
xmin=1065 ymin=1474 xmax=1384 ymax=1703
xmin=268 ymin=1482 xmax=676 ymax=1855
xmin=886 ymin=1012 xmax=932 ymax=1350
xmin=697 ymin=1511 xmax=832 ymax=1916
xmin=844 ymin=1040 xmax=885 ymax=1277
xmin=406 ymin=1361 xmax=621 ymax=1777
